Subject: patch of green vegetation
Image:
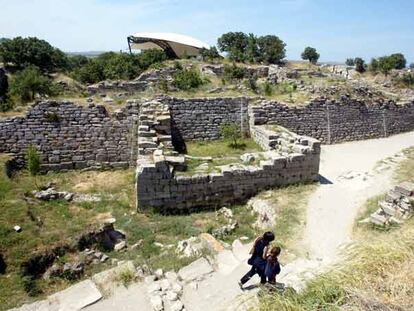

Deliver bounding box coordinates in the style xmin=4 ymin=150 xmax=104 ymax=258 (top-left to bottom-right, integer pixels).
xmin=185 ymin=138 xmax=261 ymax=158
xmin=394 ymin=147 xmax=414 ymax=182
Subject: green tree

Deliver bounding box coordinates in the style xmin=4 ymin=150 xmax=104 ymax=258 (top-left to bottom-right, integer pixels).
xmin=217 ymin=32 xmax=248 ymax=62
xmin=67 ymin=55 xmax=89 ymax=70
xmin=0 ymin=37 xmax=68 ymax=72
xmin=257 ymin=35 xmax=286 ymax=64
xmin=354 ymin=57 xmax=366 ymax=73
xmin=220 ymin=122 xmax=242 ymax=147
xmin=301 ymin=47 xmax=320 ymax=64
xmin=389 ymin=53 xmax=406 ymax=69
xmin=377 ymin=56 xmax=394 ymax=77
xmin=10 ymin=66 xmax=56 ymax=102
xmin=137 ymin=49 xmax=167 ymax=69
xmin=345 ymin=58 xmax=355 ymax=66
xmin=369 ymin=58 xmax=379 ymax=73
xmin=25 ymin=145 xmax=41 ymax=176
xmin=172 ymin=68 xmax=203 ymax=90
xmin=200 ymin=46 xmax=221 ymax=61
xmin=245 ymin=33 xmax=260 ymax=63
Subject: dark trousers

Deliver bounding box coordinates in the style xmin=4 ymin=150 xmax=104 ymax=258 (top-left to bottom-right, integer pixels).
xmin=240 ymin=265 xmax=266 ymax=285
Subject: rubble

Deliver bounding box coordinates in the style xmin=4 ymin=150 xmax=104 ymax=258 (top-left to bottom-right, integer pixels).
xmin=368 ymin=182 xmax=414 ymax=226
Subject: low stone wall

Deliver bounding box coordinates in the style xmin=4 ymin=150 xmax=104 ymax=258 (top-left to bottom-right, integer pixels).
xmin=136 ymin=103 xmax=321 ymax=212
xmin=250 ymin=98 xmax=414 ymax=144
xmin=0 ymin=101 xmax=140 ymax=171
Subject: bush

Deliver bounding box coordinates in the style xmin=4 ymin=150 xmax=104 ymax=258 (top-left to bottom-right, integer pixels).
xmin=223 ymin=63 xmax=246 ymax=81
xmin=395 ymin=73 xmax=414 ymax=88
xmin=301 ymin=46 xmax=320 ymax=64
xmin=172 ymin=68 xmax=203 ymax=90
xmin=200 ymin=46 xmax=221 ymax=61
xmin=345 ymin=58 xmax=355 ymax=66
xmin=0 ymin=67 xmax=13 ymax=111
xmin=262 ymin=81 xmax=273 ymax=96
xmin=0 ymin=37 xmax=68 ymax=72
xmin=369 ymin=54 xmax=407 ymax=75
xmin=246 ymin=75 xmax=258 ymax=93
xmin=389 ymin=53 xmax=406 ymax=69
xmin=354 ymin=57 xmax=366 ymax=73
xmin=10 ymin=66 xmax=57 ymax=103
xmin=220 ymin=122 xmax=242 ymax=148
xmin=71 ymin=49 xmax=166 ymax=84
xmin=25 ymin=145 xmax=41 ymax=176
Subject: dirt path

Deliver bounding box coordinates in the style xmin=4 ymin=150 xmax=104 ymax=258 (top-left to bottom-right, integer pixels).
xmin=84 ymin=131 xmax=414 ymax=311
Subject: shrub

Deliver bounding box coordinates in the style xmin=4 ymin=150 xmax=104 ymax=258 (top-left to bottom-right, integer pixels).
xmin=71 ymin=49 xmax=166 ymax=84
xmin=0 ymin=67 xmax=13 ymax=111
xmin=21 ymin=276 xmax=42 ymax=297
xmin=200 ymin=46 xmax=221 ymax=61
xmin=44 ymin=112 xmax=60 ymax=122
xmin=172 ymin=68 xmax=203 ymax=90
xmin=345 ymin=58 xmax=355 ymax=66
xmin=301 ymin=46 xmax=320 ymax=64
xmin=246 ymin=75 xmax=258 ymax=93
xmin=262 ymin=81 xmax=273 ymax=96
xmin=0 ymin=37 xmax=68 ymax=72
xmin=389 ymin=53 xmax=406 ymax=69
xmin=354 ymin=57 xmax=366 ymax=73
xmin=158 ymin=78 xmax=169 ymax=93
xmin=10 ymin=66 xmax=57 ymax=103
xmin=25 ymin=145 xmax=41 ymax=176
xmin=220 ymin=122 xmax=242 ymax=147
xmin=395 ymin=73 xmax=414 ymax=88
xmin=223 ymin=63 xmax=246 ymax=81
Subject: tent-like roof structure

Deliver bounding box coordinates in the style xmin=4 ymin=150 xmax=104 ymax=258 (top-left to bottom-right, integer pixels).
xmin=127 ymin=32 xmax=210 ymax=58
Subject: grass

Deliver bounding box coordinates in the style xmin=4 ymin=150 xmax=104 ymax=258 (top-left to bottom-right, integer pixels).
xmin=259 ymin=147 xmax=414 ymax=311
xmin=185 ymin=138 xmax=261 ymax=158
xmin=0 ymin=154 xmax=260 ymax=310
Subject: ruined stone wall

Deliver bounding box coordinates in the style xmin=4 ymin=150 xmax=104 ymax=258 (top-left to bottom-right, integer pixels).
xmin=0 ymin=101 xmax=140 ymax=171
xmin=251 ymin=99 xmax=414 ymax=144
xmin=164 ymin=97 xmax=249 ymax=141
xmin=136 ymin=100 xmax=321 ymax=212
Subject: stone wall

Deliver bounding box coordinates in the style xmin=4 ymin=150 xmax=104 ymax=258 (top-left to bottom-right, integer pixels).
xmin=136 ymin=102 xmax=320 ymax=212
xmin=250 ymin=98 xmax=414 ymax=144
xmin=164 ymin=97 xmax=249 ymax=141
xmin=0 ymin=101 xmax=140 ymax=171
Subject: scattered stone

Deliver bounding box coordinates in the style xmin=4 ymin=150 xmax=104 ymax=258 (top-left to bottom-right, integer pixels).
xmin=211 ymin=221 xmax=238 ymax=239
xmin=100 ymin=254 xmax=109 ymax=262
xmin=150 ymin=294 xmax=163 ymax=311
xmin=199 ymin=233 xmax=224 ymax=253
xmin=147 ymin=282 xmax=162 ymax=294
xmin=176 ymin=237 xmax=203 ymax=258
xmin=145 ymin=275 xmax=157 ymax=284
xmin=178 ymin=257 xmax=214 ymax=283
xmin=13 ymin=225 xmax=22 ymax=232
xmin=247 ymin=198 xmax=277 ymax=229
xmin=240 ymin=153 xmax=255 ymax=163
xmin=216 ymin=207 xmax=233 ymax=220
xmin=114 ymin=241 xmax=127 ymax=252
xmin=154 ymin=242 xmax=164 ymax=248
xmin=130 ymin=239 xmax=143 ymax=250
xmin=154 ymin=268 xmax=164 ymax=279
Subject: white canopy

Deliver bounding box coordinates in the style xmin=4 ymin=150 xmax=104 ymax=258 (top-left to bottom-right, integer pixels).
xmin=128 ymin=32 xmax=210 ymax=58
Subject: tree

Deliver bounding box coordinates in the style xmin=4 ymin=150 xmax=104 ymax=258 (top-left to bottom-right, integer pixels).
xmin=410 ymin=63 xmax=414 ymax=69
xmin=217 ymin=32 xmax=248 ymax=62
xmin=301 ymin=47 xmax=320 ymax=64
xmin=220 ymin=122 xmax=242 ymax=147
xmin=0 ymin=67 xmax=13 ymax=112
xmin=200 ymin=46 xmax=221 ymax=61
xmin=0 ymin=37 xmax=68 ymax=72
xmin=245 ymin=33 xmax=260 ymax=63
xmin=354 ymin=57 xmax=366 ymax=73
xmin=369 ymin=58 xmax=379 ymax=73
xmin=10 ymin=66 xmax=56 ymax=102
xmin=389 ymin=53 xmax=406 ymax=69
xmin=377 ymin=56 xmax=394 ymax=77
xmin=345 ymin=58 xmax=355 ymax=66
xmin=257 ymin=35 xmax=286 ymax=64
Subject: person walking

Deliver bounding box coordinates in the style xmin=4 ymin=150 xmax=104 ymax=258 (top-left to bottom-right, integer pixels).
xmin=239 ymin=231 xmax=275 ymax=289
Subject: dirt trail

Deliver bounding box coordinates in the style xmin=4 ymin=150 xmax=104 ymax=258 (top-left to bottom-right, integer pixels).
xmin=84 ymin=131 xmax=414 ymax=311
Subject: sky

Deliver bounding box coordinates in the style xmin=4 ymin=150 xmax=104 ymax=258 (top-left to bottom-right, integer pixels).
xmin=1 ymin=0 xmax=413 ymax=63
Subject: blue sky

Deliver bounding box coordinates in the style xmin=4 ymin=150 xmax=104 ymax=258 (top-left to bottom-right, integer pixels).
xmin=1 ymin=0 xmax=413 ymax=63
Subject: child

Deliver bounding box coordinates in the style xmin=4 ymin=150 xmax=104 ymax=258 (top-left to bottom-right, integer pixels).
xmin=265 ymin=246 xmax=281 ymax=284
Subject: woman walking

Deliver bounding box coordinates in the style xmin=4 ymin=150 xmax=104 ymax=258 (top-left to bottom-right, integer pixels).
xmin=239 ymin=231 xmax=275 ymax=289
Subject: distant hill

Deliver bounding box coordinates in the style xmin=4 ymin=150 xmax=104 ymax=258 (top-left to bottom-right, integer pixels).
xmin=66 ymin=51 xmax=108 ymax=58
